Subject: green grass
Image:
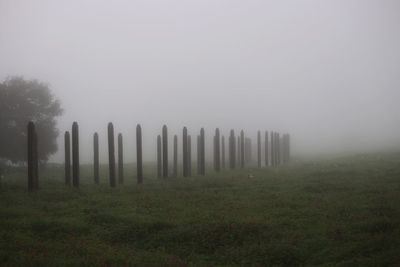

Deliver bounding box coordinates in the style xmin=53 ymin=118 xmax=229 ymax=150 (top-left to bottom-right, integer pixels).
xmin=1 ymin=153 xmax=400 ymax=266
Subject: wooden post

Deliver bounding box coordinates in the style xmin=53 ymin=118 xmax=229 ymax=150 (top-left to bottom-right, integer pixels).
xmin=237 ymin=136 xmax=241 ymax=166
xmin=27 ymin=121 xmax=35 ymax=192
xmin=215 ymin=128 xmax=220 ymax=172
xmin=221 ymin=135 xmax=225 ymax=169
xmin=229 ymin=130 xmax=235 ymax=169
xmin=213 ymin=135 xmax=216 ymax=171
xmin=188 ymin=135 xmax=192 ymax=176
xmin=173 ymin=135 xmax=178 ymax=177
xmin=118 ymin=133 xmax=124 ymax=184
xmin=136 ymin=124 xmax=143 ymax=184
xmin=270 ymin=131 xmax=274 ymax=167
xmin=257 ymin=131 xmax=261 ymax=168
xmin=277 ymin=132 xmax=280 ymax=166
xmin=72 ymin=122 xmax=79 ymax=188
xmin=93 ymin=132 xmax=99 ymax=184
xmin=65 ymin=131 xmax=71 ymax=185
xmin=198 ymin=135 xmax=201 ymax=174
xmin=200 ymin=128 xmax=205 ymax=175
xmin=265 ymin=131 xmax=269 ymax=166
xmin=162 ymin=125 xmax=168 ymax=178
xmin=33 ymin=130 xmax=39 ymax=190
xmin=240 ymin=130 xmax=245 ymax=168
xmin=157 ymin=135 xmax=162 ymax=178
xmin=108 ymin=122 xmax=116 ymax=187
xmin=287 ymin=134 xmax=290 ymax=163
xmin=183 ymin=127 xmax=188 ymax=177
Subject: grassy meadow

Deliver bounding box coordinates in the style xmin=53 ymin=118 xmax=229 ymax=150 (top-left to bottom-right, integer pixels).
xmin=0 ymin=153 xmax=400 ymax=266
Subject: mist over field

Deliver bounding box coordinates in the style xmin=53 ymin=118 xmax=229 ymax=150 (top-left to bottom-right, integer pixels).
xmin=1 ymin=0 xmax=400 ymax=163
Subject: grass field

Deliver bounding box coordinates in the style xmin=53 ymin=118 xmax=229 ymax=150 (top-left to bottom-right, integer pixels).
xmin=1 ymin=153 xmax=400 ymax=266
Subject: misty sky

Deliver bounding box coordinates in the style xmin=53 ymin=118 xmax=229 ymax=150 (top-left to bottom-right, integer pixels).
xmin=1 ymin=0 xmax=400 ymax=163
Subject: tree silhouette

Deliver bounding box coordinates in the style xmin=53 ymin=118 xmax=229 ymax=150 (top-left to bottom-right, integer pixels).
xmin=0 ymin=76 xmax=63 ymax=163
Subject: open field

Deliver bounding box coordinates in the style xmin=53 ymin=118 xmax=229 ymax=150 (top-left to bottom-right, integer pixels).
xmin=1 ymin=153 xmax=400 ymax=266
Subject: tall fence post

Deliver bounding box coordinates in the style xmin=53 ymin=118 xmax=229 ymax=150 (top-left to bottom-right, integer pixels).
xmin=162 ymin=125 xmax=168 ymax=178
xmin=213 ymin=135 xmax=216 ymax=171
xmin=72 ymin=122 xmax=80 ymax=188
xmin=277 ymin=132 xmax=280 ymax=166
xmin=33 ymin=130 xmax=39 ymax=190
xmin=93 ymin=132 xmax=99 ymax=184
xmin=287 ymin=134 xmax=290 ymax=163
xmin=270 ymin=131 xmax=274 ymax=167
xmin=108 ymin=122 xmax=116 ymax=187
xmin=173 ymin=135 xmax=178 ymax=177
xmin=183 ymin=127 xmax=188 ymax=177
xmin=257 ymin=131 xmax=261 ymax=168
xmin=136 ymin=124 xmax=143 ymax=184
xmin=215 ymin=128 xmax=220 ymax=172
xmin=221 ymin=135 xmax=225 ymax=169
xmin=65 ymin=131 xmax=71 ymax=185
xmin=229 ymin=130 xmax=235 ymax=169
xmin=27 ymin=121 xmax=37 ymax=192
xmin=157 ymin=135 xmax=162 ymax=178
xmin=237 ymin=136 xmax=241 ymax=166
xmin=118 ymin=133 xmax=124 ymax=184
xmin=197 ymin=135 xmax=201 ymax=174
xmin=200 ymin=128 xmax=205 ymax=175
xmin=240 ymin=130 xmax=245 ymax=168
xmin=265 ymin=131 xmax=269 ymax=166
xmin=188 ymin=135 xmax=192 ymax=176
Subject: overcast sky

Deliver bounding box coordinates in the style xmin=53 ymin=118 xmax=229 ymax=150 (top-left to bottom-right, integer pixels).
xmin=1 ymin=0 xmax=400 ymax=162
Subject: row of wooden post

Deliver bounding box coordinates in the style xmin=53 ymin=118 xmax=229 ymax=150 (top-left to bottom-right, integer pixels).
xmin=63 ymin=122 xmax=144 ymax=188
xmin=157 ymin=126 xmax=290 ymax=177
xmin=27 ymin=121 xmax=290 ymax=190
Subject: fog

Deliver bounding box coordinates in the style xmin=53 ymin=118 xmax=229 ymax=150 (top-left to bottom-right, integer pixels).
xmin=1 ymin=0 xmax=400 ymax=163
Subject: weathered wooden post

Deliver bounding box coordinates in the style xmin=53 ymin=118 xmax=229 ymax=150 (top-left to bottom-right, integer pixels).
xmin=136 ymin=124 xmax=143 ymax=184
xmin=285 ymin=134 xmax=289 ymax=163
xmin=213 ymin=135 xmax=216 ymax=171
xmin=240 ymin=130 xmax=245 ymax=168
xmin=282 ymin=134 xmax=285 ymax=164
xmin=277 ymin=132 xmax=280 ymax=166
xmin=33 ymin=130 xmax=39 ymax=190
xmin=183 ymin=127 xmax=188 ymax=177
xmin=93 ymin=132 xmax=99 ymax=184
xmin=257 ymin=131 xmax=261 ymax=168
xmin=200 ymin=128 xmax=205 ymax=175
xmin=72 ymin=122 xmax=79 ymax=188
xmin=197 ymin=135 xmax=201 ymax=175
xmin=265 ymin=131 xmax=269 ymax=166
xmin=229 ymin=130 xmax=235 ymax=169
xmin=270 ymin=131 xmax=274 ymax=167
xmin=188 ymin=135 xmax=192 ymax=176
xmin=108 ymin=122 xmax=116 ymax=187
xmin=118 ymin=133 xmax=124 ymax=184
xmin=221 ymin=135 xmax=225 ymax=169
xmin=215 ymin=128 xmax=220 ymax=172
xmin=276 ymin=132 xmax=279 ymax=166
xmin=162 ymin=125 xmax=168 ymax=177
xmin=157 ymin=135 xmax=162 ymax=178
xmin=274 ymin=132 xmax=277 ymax=167
xmin=287 ymin=134 xmax=290 ymax=163
xmin=173 ymin=135 xmax=178 ymax=177
xmin=27 ymin=121 xmax=36 ymax=192
xmin=65 ymin=131 xmax=71 ymax=185
xmin=237 ymin=136 xmax=241 ymax=165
